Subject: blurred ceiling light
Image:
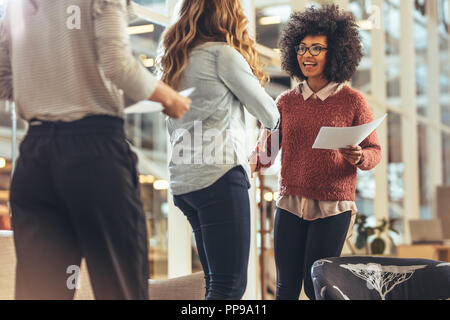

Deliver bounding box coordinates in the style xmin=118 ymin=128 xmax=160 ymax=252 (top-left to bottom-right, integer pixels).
xmin=127 ymin=24 xmax=155 ymax=35
xmin=139 ymin=175 xmax=155 ymax=184
xmin=357 ymin=20 xmax=373 ymax=30
xmin=0 ymin=190 xmax=9 ymax=201
xmin=139 ymin=54 xmax=155 ymax=68
xmin=142 ymin=58 xmax=154 ymax=68
xmin=259 ymin=16 xmax=281 ymax=25
xmin=0 ymin=158 xmax=5 ymax=168
xmin=0 ymin=204 xmax=9 ymax=214
xmin=264 ymin=192 xmax=274 ymax=202
xmin=153 ymin=180 xmax=169 ymax=190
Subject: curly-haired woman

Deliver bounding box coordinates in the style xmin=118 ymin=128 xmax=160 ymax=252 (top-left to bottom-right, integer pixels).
xmin=250 ymin=5 xmax=382 ymax=300
xmin=159 ymin=0 xmax=279 ymax=300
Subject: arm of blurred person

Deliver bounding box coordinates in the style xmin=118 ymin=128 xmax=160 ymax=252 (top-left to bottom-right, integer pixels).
xmin=93 ymin=0 xmax=189 ymax=118
xmin=0 ymin=16 xmax=13 ymax=101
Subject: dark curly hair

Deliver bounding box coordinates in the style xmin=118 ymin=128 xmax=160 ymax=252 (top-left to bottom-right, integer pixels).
xmin=278 ymin=4 xmax=363 ymax=83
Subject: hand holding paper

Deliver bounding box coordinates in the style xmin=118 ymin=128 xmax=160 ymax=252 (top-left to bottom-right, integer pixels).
xmin=312 ymin=114 xmax=387 ymax=150
xmin=125 ymin=88 xmax=195 ymax=115
xmin=339 ymin=145 xmax=363 ymax=165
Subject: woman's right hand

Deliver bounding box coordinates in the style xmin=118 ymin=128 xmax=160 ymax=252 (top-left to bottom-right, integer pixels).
xmin=249 ymin=128 xmax=273 ymax=178
xmin=248 ymin=146 xmax=259 ymax=178
xmin=258 ymin=129 xmax=272 ymax=153
xmin=149 ymin=81 xmax=191 ymax=119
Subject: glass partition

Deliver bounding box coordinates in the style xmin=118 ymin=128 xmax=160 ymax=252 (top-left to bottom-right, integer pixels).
xmin=133 ymin=0 xmax=169 ymax=16
xmin=417 ymin=123 xmax=431 ymax=219
xmin=350 ymin=0 xmax=375 ymax=230
xmin=127 ymin=13 xmax=170 ymax=279
xmin=349 ymin=0 xmax=372 ymax=94
xmin=439 ymin=0 xmax=450 ymax=125
xmin=385 ymin=0 xmax=401 ymax=108
xmin=255 ymin=1 xmax=290 ymax=49
xmin=388 ymin=111 xmax=404 ymax=244
xmin=414 ymin=0 xmax=428 ymax=116
xmin=443 ymin=131 xmax=450 ymax=184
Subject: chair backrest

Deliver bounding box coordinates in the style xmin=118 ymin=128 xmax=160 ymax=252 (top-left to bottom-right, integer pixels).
xmin=0 ymin=231 xmax=16 ymax=300
xmin=409 ymin=219 xmax=444 ymax=244
xmin=148 ymin=272 xmax=206 ymax=300
xmin=437 ymin=186 xmax=450 ymax=240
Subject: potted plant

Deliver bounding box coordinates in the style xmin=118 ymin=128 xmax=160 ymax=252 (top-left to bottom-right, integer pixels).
xmin=354 ymin=214 xmax=400 ymax=255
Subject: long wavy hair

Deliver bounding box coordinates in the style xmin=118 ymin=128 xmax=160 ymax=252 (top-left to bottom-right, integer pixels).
xmin=159 ymin=0 xmax=266 ymax=89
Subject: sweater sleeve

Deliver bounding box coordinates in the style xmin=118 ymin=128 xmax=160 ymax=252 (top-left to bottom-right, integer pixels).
xmin=217 ymin=45 xmax=280 ymax=130
xmin=352 ymin=93 xmax=382 ymax=171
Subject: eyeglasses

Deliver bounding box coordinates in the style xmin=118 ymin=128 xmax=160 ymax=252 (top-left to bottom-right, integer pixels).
xmin=295 ymin=45 xmax=328 ymax=56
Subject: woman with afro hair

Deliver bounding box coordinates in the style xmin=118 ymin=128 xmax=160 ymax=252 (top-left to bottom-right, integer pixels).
xmin=250 ymin=5 xmax=382 ymax=300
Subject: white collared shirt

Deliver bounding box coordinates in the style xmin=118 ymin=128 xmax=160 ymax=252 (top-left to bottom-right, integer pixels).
xmin=300 ymin=81 xmax=345 ymax=101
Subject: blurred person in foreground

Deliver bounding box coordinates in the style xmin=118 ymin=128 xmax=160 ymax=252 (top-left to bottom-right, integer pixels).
xmin=0 ymin=0 xmax=190 ymax=300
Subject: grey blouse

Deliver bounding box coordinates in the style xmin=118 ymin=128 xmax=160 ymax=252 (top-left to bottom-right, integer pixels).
xmin=167 ymin=42 xmax=280 ymax=195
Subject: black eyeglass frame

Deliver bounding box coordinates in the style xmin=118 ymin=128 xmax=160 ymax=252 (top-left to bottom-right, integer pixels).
xmin=294 ymin=44 xmax=328 ymax=56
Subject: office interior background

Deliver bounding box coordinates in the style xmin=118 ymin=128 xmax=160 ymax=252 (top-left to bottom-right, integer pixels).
xmin=0 ymin=0 xmax=449 ymax=299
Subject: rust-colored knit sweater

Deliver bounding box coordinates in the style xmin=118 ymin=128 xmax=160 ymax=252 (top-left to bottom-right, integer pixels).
xmin=256 ymin=85 xmax=382 ymax=201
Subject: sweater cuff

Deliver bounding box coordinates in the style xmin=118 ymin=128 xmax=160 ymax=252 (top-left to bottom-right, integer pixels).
xmin=265 ymin=118 xmax=280 ymax=131
xmin=355 ymin=153 xmax=365 ymax=168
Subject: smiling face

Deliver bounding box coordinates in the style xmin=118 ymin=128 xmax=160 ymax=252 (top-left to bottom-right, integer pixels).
xmin=297 ymin=35 xmax=328 ymax=80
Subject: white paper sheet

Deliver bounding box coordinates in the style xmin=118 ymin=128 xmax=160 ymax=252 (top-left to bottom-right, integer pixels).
xmin=312 ymin=114 xmax=387 ymax=150
xmin=124 ymin=88 xmax=195 ymax=114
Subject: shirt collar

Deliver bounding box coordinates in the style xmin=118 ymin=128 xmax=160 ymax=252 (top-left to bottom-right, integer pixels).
xmin=300 ymin=81 xmax=343 ymax=101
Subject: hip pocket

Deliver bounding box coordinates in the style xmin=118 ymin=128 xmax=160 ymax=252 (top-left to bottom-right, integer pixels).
xmin=226 ymin=166 xmax=250 ymax=189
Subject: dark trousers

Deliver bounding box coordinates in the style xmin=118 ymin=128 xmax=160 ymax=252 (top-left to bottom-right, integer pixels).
xmin=10 ymin=115 xmax=149 ymax=300
xmin=274 ymin=207 xmax=351 ymax=300
xmin=173 ymin=166 xmax=250 ymax=300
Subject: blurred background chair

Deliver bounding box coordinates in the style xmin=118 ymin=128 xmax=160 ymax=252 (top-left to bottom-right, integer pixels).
xmin=147 ymin=272 xmax=205 ymax=300
xmin=0 ymin=230 xmax=15 ymax=300
xmin=0 ymin=230 xmax=205 ymax=300
xmin=311 ymin=256 xmax=450 ymax=300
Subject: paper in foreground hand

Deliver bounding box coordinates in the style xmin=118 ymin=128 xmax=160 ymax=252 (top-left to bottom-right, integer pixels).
xmin=125 ymin=88 xmax=196 ymax=114
xmin=312 ymin=114 xmax=387 ymax=150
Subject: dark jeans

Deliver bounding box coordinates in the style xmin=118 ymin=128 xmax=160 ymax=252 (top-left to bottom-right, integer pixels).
xmin=274 ymin=207 xmax=351 ymax=300
xmin=10 ymin=115 xmax=149 ymax=300
xmin=173 ymin=166 xmax=250 ymax=300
